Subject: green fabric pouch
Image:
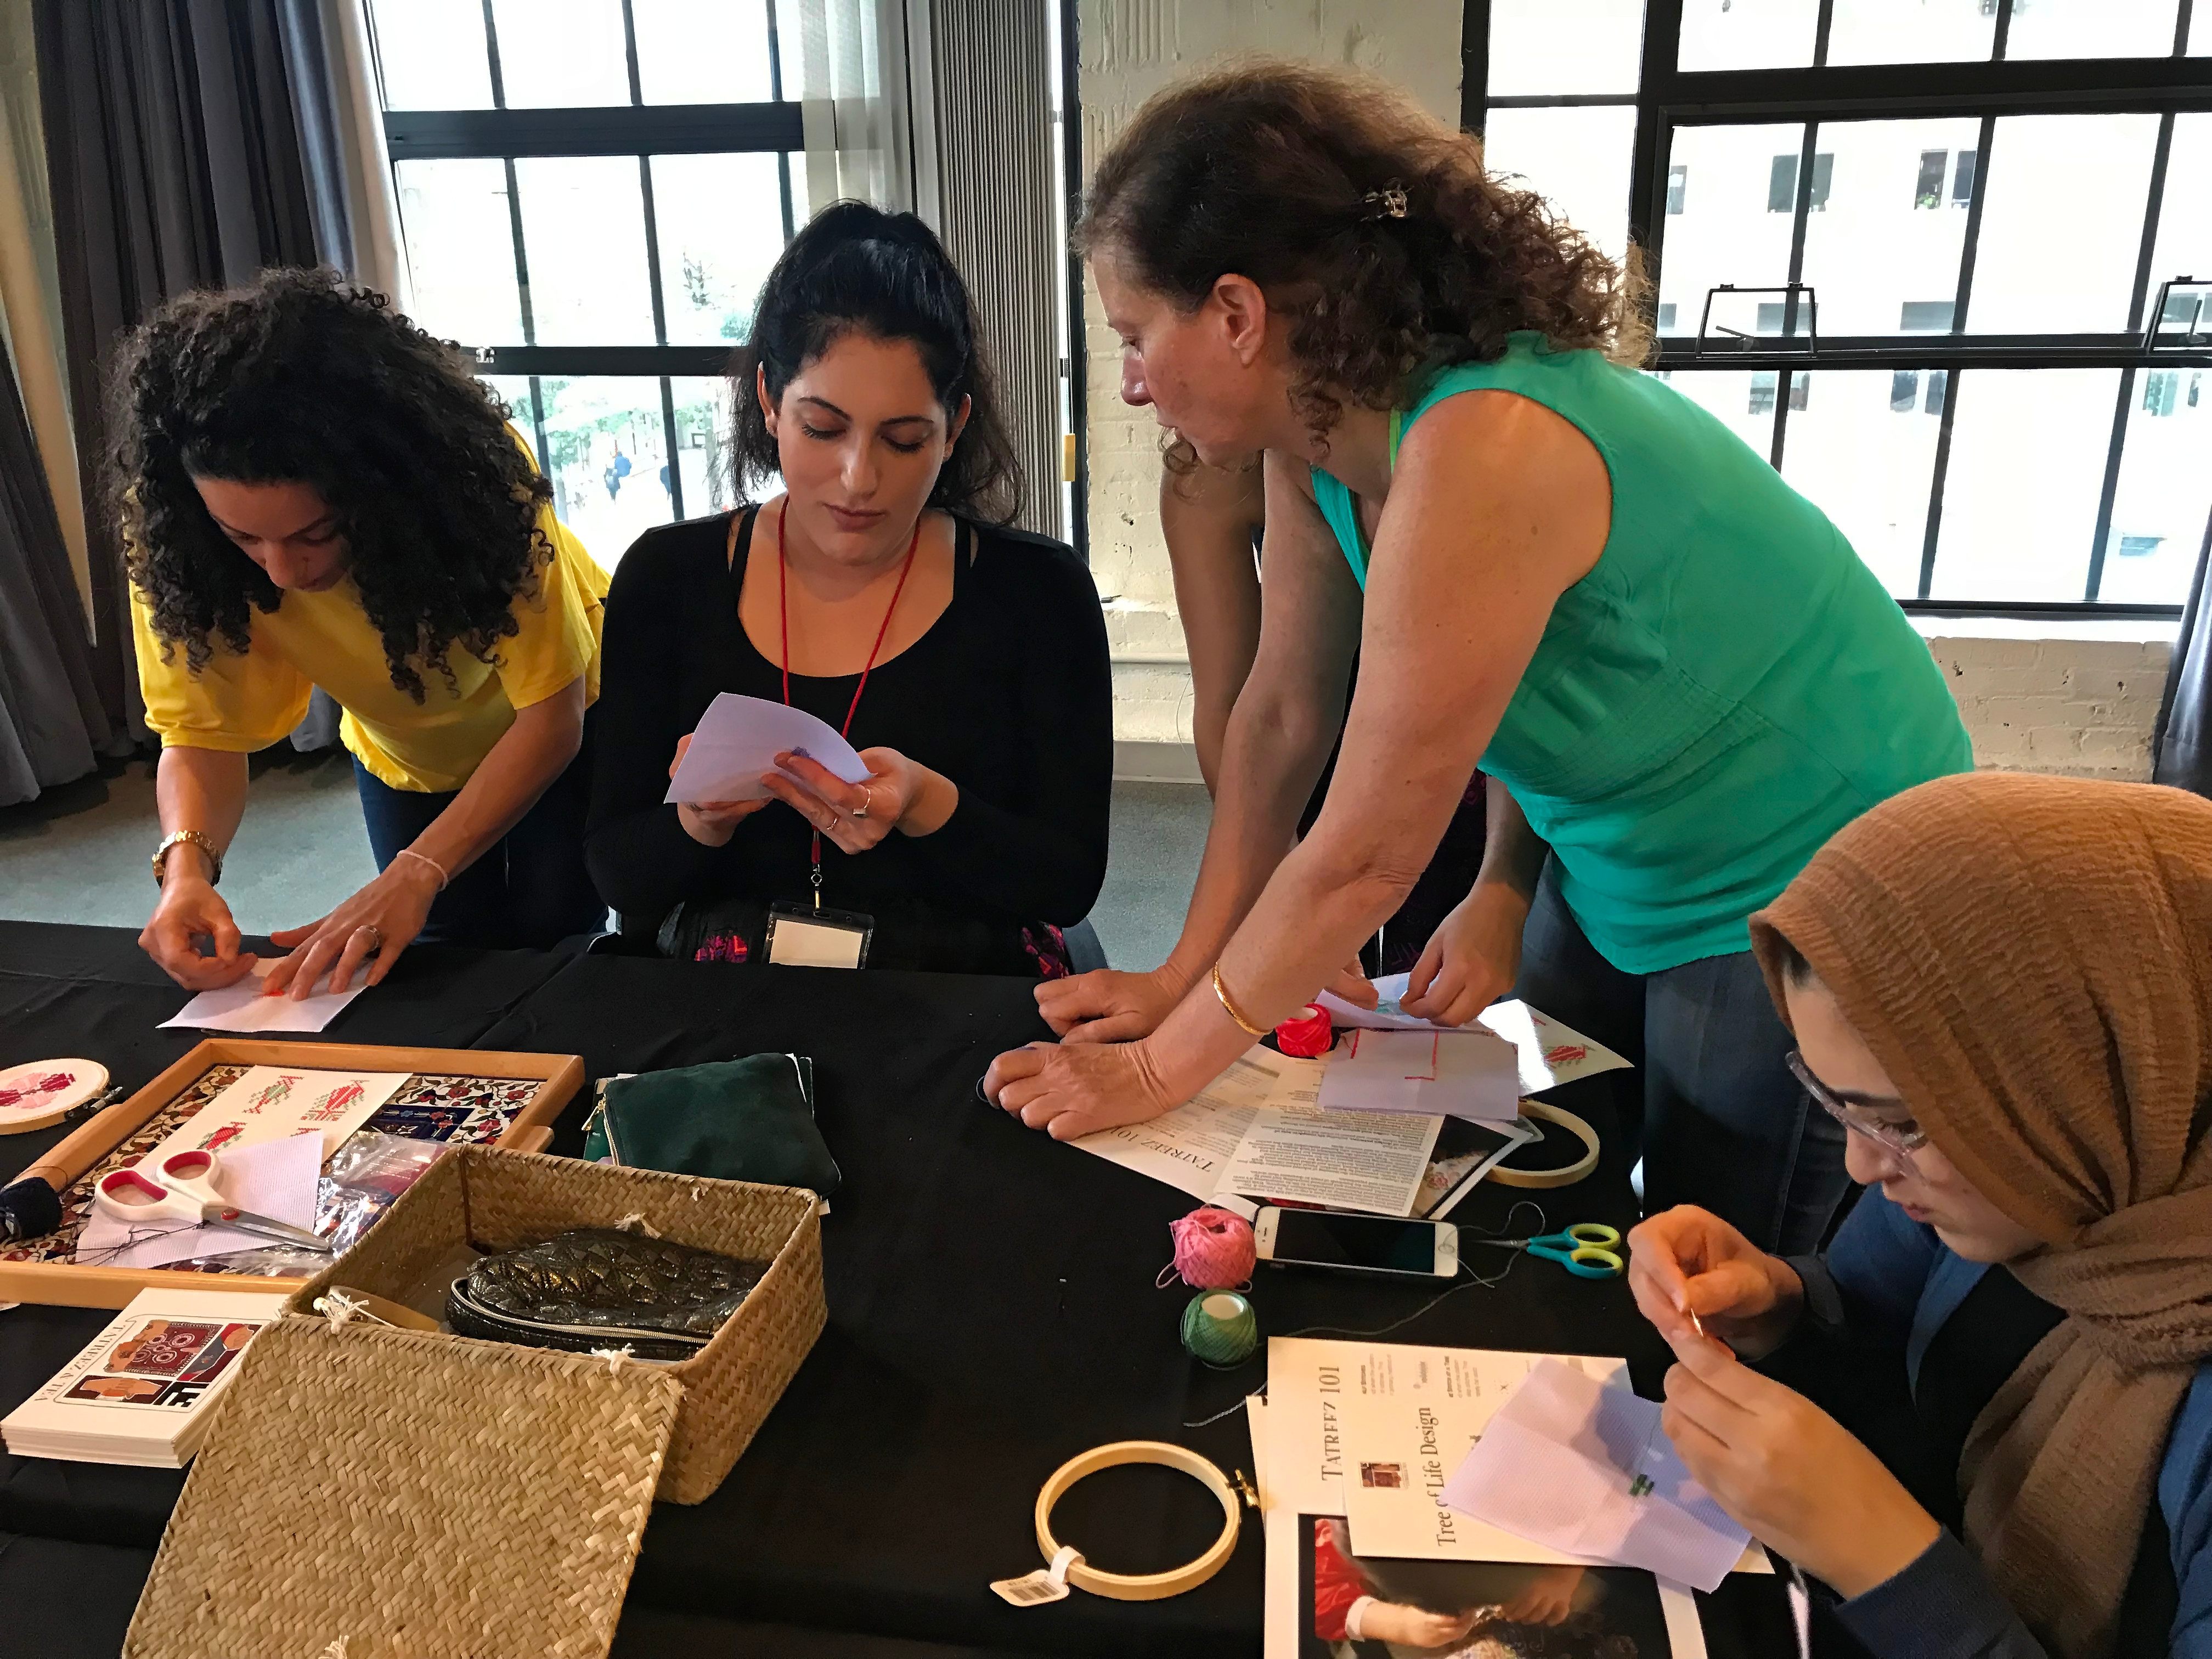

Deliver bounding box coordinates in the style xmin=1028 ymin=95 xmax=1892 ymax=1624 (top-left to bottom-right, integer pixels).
xmin=581 ymin=1055 xmax=839 ymax=1197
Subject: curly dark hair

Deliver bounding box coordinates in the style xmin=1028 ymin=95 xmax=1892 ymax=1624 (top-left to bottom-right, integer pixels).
xmin=110 ymin=266 xmax=554 ymax=701
xmin=729 ymin=201 xmax=1024 ymax=524
xmin=1080 ymin=57 xmax=1651 ymax=448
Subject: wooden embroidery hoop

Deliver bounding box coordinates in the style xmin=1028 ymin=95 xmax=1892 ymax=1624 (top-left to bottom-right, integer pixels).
xmin=1031 ymin=1440 xmax=1248 ymax=1601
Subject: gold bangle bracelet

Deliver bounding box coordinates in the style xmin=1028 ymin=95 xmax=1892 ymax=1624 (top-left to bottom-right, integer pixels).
xmin=1210 ymin=965 xmax=1271 ymax=1039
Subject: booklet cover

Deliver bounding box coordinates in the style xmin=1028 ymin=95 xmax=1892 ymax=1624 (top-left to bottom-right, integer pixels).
xmin=1 ymin=1289 xmax=281 ymax=1467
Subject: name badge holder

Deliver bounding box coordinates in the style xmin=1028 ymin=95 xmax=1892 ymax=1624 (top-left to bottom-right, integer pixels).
xmin=762 ymin=503 xmax=918 ymax=973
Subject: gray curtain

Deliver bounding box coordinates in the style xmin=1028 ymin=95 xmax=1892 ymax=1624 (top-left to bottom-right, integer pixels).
xmin=2152 ymin=514 xmax=2212 ymax=796
xmin=0 ymin=342 xmax=109 ymax=804
xmin=35 ymin=0 xmax=339 ymax=749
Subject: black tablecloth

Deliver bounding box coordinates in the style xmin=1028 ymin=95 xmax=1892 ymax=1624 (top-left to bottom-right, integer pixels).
xmin=0 ymin=925 xmax=1791 ymax=1657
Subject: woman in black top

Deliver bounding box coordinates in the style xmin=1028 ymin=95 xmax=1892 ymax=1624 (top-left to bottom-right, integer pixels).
xmin=588 ymin=203 xmax=1111 ymax=975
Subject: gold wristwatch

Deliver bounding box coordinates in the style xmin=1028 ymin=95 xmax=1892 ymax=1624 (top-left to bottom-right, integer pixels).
xmin=151 ymin=830 xmax=223 ymax=887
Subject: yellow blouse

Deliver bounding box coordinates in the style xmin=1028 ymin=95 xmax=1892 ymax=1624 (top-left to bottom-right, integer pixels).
xmin=132 ymin=478 xmax=609 ymax=794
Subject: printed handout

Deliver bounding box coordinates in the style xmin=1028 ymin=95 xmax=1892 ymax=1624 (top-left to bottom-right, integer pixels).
xmin=663 ymin=692 xmax=870 ymax=805
xmin=1073 ymin=1049 xmax=1442 ymax=1217
xmin=1256 ymin=1339 xmax=1712 ymax=1659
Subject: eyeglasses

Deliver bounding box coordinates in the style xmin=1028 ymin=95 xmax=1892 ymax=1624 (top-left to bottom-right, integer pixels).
xmin=1785 ymin=1050 xmax=1929 ymax=1163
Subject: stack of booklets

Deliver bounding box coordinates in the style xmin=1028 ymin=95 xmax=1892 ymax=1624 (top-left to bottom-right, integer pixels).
xmin=1 ymin=1289 xmax=280 ymax=1467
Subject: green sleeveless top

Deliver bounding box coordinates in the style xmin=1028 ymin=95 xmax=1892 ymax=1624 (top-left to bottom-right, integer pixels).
xmin=1312 ymin=332 xmax=1971 ymax=973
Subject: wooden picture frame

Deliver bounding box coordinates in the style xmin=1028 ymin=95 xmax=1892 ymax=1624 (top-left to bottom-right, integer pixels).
xmin=0 ymin=1039 xmax=583 ymax=1310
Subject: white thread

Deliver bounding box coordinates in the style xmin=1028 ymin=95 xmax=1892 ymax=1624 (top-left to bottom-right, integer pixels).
xmin=589 ymin=1345 xmax=636 ymax=1375
xmin=613 ymin=1212 xmax=663 ymax=1238
xmin=319 ymin=1639 xmax=348 ymax=1658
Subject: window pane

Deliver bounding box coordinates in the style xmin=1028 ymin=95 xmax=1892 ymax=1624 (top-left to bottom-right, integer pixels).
xmin=1651 ymin=369 xmax=1775 ymax=459
xmin=394 ymin=159 xmax=523 ymax=345
xmin=535 ymin=378 xmax=676 ymax=562
xmin=1678 ymin=0 xmax=1816 ymax=70
xmin=1482 ymin=106 xmax=1638 ymax=265
xmin=2195 ymin=4 xmax=2211 ymax=52
xmin=651 ymin=153 xmax=788 ymax=347
xmin=2148 ymin=115 xmax=2212 ymax=328
xmin=1967 ymin=115 xmax=2160 ymax=333
xmin=1488 ymin=0 xmax=1644 ymax=95
xmin=1826 ymin=0 xmax=1995 ymax=65
xmin=634 ymin=0 xmax=776 ymax=102
xmin=489 ymin=0 xmax=631 ymax=109
xmin=1798 ymin=119 xmax=1979 ymax=336
xmin=1779 ymin=371 xmax=1940 ymax=596
xmin=1931 ymin=370 xmax=2119 ymax=600
xmin=1655 ymin=125 xmax=1805 ymax=337
xmin=2100 ymin=370 xmax=2212 ymax=603
xmin=512 ymin=157 xmax=656 ymax=345
xmin=368 ymin=0 xmax=493 ymax=109
xmin=477 ymin=375 xmax=539 ymax=438
xmin=2005 ymin=0 xmax=2179 ymax=60
xmin=671 ymin=377 xmax=746 ymax=517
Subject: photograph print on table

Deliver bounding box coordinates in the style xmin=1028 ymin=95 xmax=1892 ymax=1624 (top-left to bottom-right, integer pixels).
xmin=1304 ymin=1516 xmax=1685 ymax=1659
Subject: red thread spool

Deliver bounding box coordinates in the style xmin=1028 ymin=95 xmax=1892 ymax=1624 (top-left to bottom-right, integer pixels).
xmin=1274 ymin=1005 xmax=1334 ymax=1059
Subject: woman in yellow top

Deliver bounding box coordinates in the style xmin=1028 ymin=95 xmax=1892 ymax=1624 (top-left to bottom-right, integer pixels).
xmin=116 ymin=269 xmax=610 ymax=997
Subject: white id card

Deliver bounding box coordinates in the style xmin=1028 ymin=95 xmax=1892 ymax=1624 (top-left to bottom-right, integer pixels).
xmin=764 ymin=903 xmax=873 ymax=969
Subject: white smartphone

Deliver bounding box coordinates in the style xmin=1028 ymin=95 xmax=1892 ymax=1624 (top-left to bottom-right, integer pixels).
xmin=1252 ymin=1207 xmax=1459 ymax=1280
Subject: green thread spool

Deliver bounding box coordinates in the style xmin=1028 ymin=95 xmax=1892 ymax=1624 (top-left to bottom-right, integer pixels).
xmin=1181 ymin=1290 xmax=1259 ymax=1366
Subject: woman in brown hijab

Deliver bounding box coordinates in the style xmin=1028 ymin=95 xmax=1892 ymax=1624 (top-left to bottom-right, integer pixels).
xmin=1626 ymin=771 xmax=2212 ymax=1659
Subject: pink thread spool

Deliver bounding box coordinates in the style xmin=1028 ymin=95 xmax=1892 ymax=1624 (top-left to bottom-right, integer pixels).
xmin=1170 ymin=1205 xmax=1257 ymax=1290
xmin=1274 ymin=1005 xmax=1333 ymax=1059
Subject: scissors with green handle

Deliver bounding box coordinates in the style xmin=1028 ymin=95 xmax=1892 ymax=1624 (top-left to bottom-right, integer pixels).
xmin=1467 ymin=1222 xmax=1624 ymax=1278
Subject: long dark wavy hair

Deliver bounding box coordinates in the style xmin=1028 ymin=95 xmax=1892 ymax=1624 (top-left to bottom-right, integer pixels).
xmin=1080 ymin=58 xmax=1651 ymax=450
xmin=729 ymin=201 xmax=1024 ymax=524
xmin=111 ymin=267 xmax=553 ymax=701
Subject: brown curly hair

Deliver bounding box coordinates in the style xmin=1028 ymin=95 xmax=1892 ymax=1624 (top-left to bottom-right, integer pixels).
xmin=1080 ymin=57 xmax=1650 ymax=448
xmin=111 ymin=267 xmax=553 ymax=702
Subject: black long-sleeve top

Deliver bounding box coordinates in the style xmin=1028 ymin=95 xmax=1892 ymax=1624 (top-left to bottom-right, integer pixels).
xmin=586 ymin=507 xmax=1113 ymax=974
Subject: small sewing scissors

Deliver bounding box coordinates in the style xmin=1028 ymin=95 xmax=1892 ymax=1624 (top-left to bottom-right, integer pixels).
xmin=1468 ymin=1221 xmax=1624 ymax=1278
xmin=94 ymin=1149 xmax=332 ymax=1252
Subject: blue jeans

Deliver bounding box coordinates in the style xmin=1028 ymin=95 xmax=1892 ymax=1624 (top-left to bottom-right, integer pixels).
xmin=351 ymin=715 xmax=606 ymax=950
xmin=1514 ymin=862 xmax=1850 ymax=1256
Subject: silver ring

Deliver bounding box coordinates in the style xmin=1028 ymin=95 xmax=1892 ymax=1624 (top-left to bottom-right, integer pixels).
xmin=852 ymin=785 xmax=873 ymax=820
xmin=354 ymin=924 xmax=384 ymax=952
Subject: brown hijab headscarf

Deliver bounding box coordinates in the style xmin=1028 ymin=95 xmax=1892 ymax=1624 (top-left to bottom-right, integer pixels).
xmin=1747 ymin=772 xmax=2212 ymax=1659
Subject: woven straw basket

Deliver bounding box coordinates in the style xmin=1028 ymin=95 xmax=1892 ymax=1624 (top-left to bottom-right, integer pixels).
xmin=283 ymin=1145 xmax=826 ymax=1503
xmin=122 ymin=1148 xmax=825 ymax=1659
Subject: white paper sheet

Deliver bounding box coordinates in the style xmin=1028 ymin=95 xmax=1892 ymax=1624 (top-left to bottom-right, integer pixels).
xmin=138 ymin=1065 xmax=408 ymax=1167
xmin=1071 ymin=1049 xmax=1443 ymax=1217
xmin=73 ymin=1133 xmax=325 ymax=1269
xmin=1315 ymin=1026 xmax=1525 ymax=1122
xmin=663 ymin=691 xmax=870 ymax=804
xmin=1314 ymin=985 xmax=1635 ymax=1096
xmin=160 ymin=959 xmax=366 ymax=1034
xmin=1441 ymin=1358 xmax=1760 ymax=1593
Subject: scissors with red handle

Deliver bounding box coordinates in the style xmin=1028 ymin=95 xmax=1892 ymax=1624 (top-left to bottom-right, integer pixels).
xmin=94 ymin=1149 xmax=332 ymax=1252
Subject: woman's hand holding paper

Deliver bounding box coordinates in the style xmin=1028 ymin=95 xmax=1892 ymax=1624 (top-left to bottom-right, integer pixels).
xmin=983 ymin=1039 xmax=1183 ymax=1141
xmin=1658 ymin=1327 xmax=1939 ymax=1600
xmin=671 ymin=733 xmax=771 ymax=847
xmin=761 ymin=746 xmax=957 ymax=853
xmin=1399 ymin=878 xmax=1527 ymax=1025
xmin=1628 ymin=1206 xmax=1805 ymax=1360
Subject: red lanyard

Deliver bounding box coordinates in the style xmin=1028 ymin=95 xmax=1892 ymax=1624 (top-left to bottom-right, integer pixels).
xmin=776 ymin=501 xmax=922 ymax=900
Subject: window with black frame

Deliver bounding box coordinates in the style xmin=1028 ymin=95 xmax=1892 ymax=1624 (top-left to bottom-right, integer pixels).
xmin=364 ymin=0 xmax=806 ymax=568
xmin=1464 ymin=0 xmax=2212 ymax=616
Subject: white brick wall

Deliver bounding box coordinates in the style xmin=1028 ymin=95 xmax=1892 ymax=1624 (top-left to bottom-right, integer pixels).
xmin=1076 ymin=0 xmax=1464 ymax=738
xmin=1925 ymin=630 xmax=2174 ymax=781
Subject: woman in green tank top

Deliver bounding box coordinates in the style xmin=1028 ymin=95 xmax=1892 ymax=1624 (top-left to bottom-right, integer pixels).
xmin=983 ymin=59 xmax=1971 ymax=1255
